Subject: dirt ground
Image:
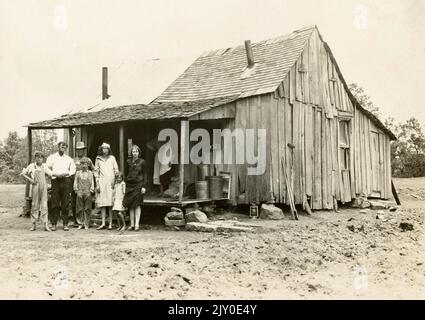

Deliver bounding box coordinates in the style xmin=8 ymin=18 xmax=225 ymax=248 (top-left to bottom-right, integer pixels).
xmin=0 ymin=179 xmax=423 ymax=300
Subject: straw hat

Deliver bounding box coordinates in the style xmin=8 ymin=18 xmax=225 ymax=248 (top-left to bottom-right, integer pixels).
xmin=75 ymin=141 xmax=86 ymax=150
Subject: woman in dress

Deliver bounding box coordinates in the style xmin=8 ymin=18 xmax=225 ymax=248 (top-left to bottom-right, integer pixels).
xmin=123 ymin=145 xmax=146 ymax=231
xmin=94 ymin=142 xmax=119 ymax=230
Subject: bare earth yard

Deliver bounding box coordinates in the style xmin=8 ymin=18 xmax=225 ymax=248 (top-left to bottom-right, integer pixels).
xmin=0 ymin=179 xmax=423 ymax=299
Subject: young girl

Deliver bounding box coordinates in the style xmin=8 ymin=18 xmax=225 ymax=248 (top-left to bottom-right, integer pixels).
xmin=112 ymin=172 xmax=126 ymax=231
xmin=21 ymin=151 xmax=52 ymax=231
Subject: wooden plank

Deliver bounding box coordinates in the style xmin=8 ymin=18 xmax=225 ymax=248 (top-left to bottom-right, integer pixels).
xmin=179 ymin=120 xmax=188 ymax=204
xmin=320 ymin=46 xmax=332 ymax=118
xmin=289 ymin=65 xmax=296 ymax=105
xmin=328 ymin=55 xmax=335 ymax=106
xmin=236 ymin=99 xmax=247 ymax=196
xmin=278 ymin=97 xmax=286 ymax=203
xmin=336 ymin=118 xmax=344 ymax=202
xmin=308 ymin=32 xmax=320 ymax=105
xmin=246 ymin=97 xmax=257 ymax=202
xmin=304 ymin=105 xmax=313 ymax=197
xmin=340 ymin=82 xmax=348 ymax=111
xmin=24 ymin=128 xmax=33 ymax=201
xmin=330 ymin=118 xmax=338 ymax=200
xmin=293 ymin=101 xmax=301 ymax=204
xmin=285 ymin=100 xmax=293 ymax=205
xmin=276 ymin=97 xmax=283 ymax=203
xmin=300 ymin=103 xmax=306 ymax=205
xmin=68 ymin=127 xmax=74 ymax=158
xmin=321 ymin=110 xmax=328 ymax=208
xmin=271 ymin=96 xmax=280 ymax=202
xmin=383 ymin=135 xmax=387 ymax=198
xmin=354 ymin=107 xmax=360 ymax=195
xmin=391 ymin=180 xmax=401 ymax=205
xmin=256 ymin=96 xmax=264 ymax=203
xmin=326 ymin=119 xmax=333 ymax=207
xmin=261 ymin=94 xmax=271 ymax=202
xmin=349 ymin=118 xmax=356 ymax=198
xmin=296 ymin=60 xmax=303 ymax=102
xmin=302 ymin=44 xmax=310 ymax=104
xmin=334 ymin=68 xmax=342 ymax=110
xmin=360 ymin=116 xmax=367 ymax=195
xmin=283 ymin=74 xmax=290 ymax=99
xmin=119 ymin=124 xmax=125 ymax=174
xmin=365 ymin=118 xmax=372 ymax=195
xmin=386 ymin=138 xmax=392 ymax=199
xmin=192 ymin=103 xmax=236 ymax=120
xmin=313 ymin=108 xmax=322 ymax=209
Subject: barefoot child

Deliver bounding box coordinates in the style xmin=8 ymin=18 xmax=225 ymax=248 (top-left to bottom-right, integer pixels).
xmin=113 ymin=172 xmax=126 ymax=231
xmin=73 ymin=157 xmax=94 ymax=230
xmin=21 ymin=151 xmax=52 ymax=231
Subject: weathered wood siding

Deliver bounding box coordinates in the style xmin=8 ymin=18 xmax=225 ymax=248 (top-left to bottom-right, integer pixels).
xmin=233 ymin=28 xmax=392 ymax=208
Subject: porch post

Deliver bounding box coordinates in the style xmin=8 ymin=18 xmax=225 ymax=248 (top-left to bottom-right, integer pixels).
xmin=24 ymin=127 xmax=32 ymax=199
xmin=119 ymin=124 xmax=125 ymax=174
xmin=68 ymin=128 xmax=74 ymax=158
xmin=179 ymin=120 xmax=189 ymax=204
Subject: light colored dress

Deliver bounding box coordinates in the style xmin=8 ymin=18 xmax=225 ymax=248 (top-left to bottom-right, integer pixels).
xmin=113 ymin=181 xmax=126 ymax=211
xmin=94 ymin=155 xmax=118 ymax=207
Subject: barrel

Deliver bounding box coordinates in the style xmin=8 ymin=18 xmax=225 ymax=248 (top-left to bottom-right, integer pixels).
xmin=195 ymin=181 xmax=209 ymax=200
xmin=197 ymin=164 xmax=210 ymax=181
xmin=207 ymin=176 xmax=224 ymax=199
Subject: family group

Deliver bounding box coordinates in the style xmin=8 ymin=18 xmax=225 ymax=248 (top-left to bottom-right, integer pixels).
xmin=21 ymin=141 xmax=150 ymax=232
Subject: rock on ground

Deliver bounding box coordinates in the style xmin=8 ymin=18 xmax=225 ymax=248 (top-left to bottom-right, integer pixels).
xmin=165 ymin=211 xmax=184 ymax=221
xmin=164 ymin=217 xmax=186 ymax=227
xmin=185 ymin=221 xmax=254 ymax=233
xmin=369 ymin=201 xmax=389 ymax=210
xmin=185 ymin=210 xmax=208 ymax=223
xmin=260 ymin=203 xmax=285 ymax=220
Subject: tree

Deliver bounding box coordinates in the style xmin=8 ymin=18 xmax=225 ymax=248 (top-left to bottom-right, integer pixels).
xmin=348 ymin=83 xmax=381 ymax=119
xmin=0 ymin=131 xmax=23 ymax=183
xmin=0 ymin=130 xmax=58 ymax=183
xmin=385 ymin=117 xmax=425 ymax=177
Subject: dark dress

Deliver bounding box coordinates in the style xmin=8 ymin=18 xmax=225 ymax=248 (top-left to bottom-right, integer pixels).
xmin=122 ymin=158 xmax=145 ymax=208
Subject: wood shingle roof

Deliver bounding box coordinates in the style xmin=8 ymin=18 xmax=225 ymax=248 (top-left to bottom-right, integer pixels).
xmin=27 ymin=96 xmax=239 ymax=128
xmin=156 ymin=26 xmax=315 ymax=102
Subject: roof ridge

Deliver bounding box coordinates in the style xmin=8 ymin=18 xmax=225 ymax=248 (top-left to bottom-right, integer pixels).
xmin=199 ymin=25 xmax=316 ymax=58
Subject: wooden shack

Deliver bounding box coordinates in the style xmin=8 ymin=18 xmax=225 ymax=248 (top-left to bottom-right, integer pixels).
xmin=27 ymin=25 xmax=395 ymax=210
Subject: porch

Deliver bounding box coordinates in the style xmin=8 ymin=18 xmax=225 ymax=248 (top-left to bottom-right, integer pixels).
xmin=25 ymin=98 xmax=239 ymax=207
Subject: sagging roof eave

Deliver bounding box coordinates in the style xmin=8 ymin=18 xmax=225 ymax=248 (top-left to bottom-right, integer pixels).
xmin=24 ymin=96 xmax=239 ymax=129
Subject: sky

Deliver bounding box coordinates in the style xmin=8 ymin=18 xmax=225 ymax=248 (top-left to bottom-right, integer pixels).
xmin=0 ymin=0 xmax=424 ymax=140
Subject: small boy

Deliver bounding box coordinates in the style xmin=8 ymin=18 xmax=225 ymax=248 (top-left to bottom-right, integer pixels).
xmin=21 ymin=151 xmax=52 ymax=231
xmin=73 ymin=157 xmax=94 ymax=229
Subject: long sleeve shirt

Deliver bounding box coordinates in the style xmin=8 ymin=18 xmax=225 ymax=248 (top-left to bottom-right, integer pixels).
xmin=94 ymin=155 xmax=119 ymax=184
xmin=46 ymin=152 xmax=76 ymax=179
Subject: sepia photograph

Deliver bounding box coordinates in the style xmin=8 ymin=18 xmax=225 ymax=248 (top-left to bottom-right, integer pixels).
xmin=0 ymin=0 xmax=424 ymax=304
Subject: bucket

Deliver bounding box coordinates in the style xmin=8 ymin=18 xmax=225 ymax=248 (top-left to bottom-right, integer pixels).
xmin=197 ymin=164 xmax=210 ymax=181
xmin=195 ymin=181 xmax=209 ymax=200
xmin=219 ymin=172 xmax=231 ymax=199
xmin=207 ymin=176 xmax=224 ymax=199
